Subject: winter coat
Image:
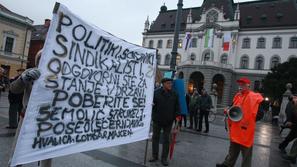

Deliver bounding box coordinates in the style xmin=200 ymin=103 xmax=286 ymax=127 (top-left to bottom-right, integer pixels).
xmin=10 ymin=77 xmax=33 ymax=112
xmin=152 ymin=87 xmax=180 ymax=126
xmin=8 ymin=76 xmax=23 ymax=105
xmin=199 ymin=94 xmax=212 ymax=111
xmin=189 ymin=94 xmax=200 ymax=112
xmin=285 ymin=101 xmax=296 ymax=123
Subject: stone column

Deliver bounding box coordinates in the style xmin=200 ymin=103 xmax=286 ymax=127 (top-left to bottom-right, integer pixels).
xmin=279 ymin=83 xmax=293 ymax=123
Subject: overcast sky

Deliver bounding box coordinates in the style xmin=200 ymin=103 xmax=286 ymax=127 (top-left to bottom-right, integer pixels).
xmin=1 ymin=0 xmax=252 ymax=45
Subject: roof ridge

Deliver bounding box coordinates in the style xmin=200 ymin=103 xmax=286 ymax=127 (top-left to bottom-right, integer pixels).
xmin=165 ymin=7 xmax=201 ymax=12
xmin=237 ymin=0 xmax=289 ymax=5
xmin=0 ymin=4 xmax=12 ymax=13
xmin=0 ymin=3 xmax=31 ymax=21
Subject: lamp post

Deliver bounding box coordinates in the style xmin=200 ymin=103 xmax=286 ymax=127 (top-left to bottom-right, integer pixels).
xmin=170 ymin=0 xmax=183 ymax=78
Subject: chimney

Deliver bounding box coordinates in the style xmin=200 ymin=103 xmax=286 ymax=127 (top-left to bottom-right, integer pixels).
xmin=44 ymin=19 xmax=51 ymax=28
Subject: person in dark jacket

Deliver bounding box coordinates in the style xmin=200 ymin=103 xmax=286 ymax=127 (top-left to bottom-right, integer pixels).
xmin=282 ymin=95 xmax=297 ymax=164
xmin=7 ymin=69 xmax=25 ymax=129
xmin=271 ymin=100 xmax=280 ymax=126
xmin=197 ymin=88 xmax=212 ymax=133
xmin=188 ymin=89 xmax=200 ymax=130
xmin=150 ymin=78 xmax=181 ymax=166
xmin=285 ymin=95 xmax=295 ymax=123
xmin=279 ymin=96 xmax=297 ymax=153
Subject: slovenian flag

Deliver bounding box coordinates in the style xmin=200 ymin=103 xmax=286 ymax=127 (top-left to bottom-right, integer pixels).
xmin=204 ymin=28 xmax=214 ymax=48
xmin=223 ymin=32 xmax=231 ymax=51
xmin=183 ymin=32 xmax=192 ymax=50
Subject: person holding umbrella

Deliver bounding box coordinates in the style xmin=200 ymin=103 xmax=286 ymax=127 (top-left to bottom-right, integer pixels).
xmin=149 ymin=78 xmax=181 ymax=166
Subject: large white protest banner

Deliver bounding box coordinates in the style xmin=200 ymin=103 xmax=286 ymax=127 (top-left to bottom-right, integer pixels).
xmin=10 ymin=3 xmax=156 ymax=166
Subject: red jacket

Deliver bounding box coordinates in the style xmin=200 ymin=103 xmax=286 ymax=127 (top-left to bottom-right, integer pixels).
xmin=228 ymin=90 xmax=263 ymax=147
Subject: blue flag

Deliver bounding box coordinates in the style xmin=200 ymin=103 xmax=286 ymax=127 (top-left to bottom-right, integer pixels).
xmin=173 ymin=79 xmax=188 ymax=115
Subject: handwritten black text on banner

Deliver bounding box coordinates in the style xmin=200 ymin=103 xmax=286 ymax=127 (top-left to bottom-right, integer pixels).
xmin=10 ymin=3 xmax=156 ymax=166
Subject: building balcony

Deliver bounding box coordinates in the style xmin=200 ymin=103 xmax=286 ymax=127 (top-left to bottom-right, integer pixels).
xmin=178 ymin=60 xmax=233 ymax=69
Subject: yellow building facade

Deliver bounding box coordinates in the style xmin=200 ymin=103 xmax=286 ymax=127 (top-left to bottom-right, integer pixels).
xmin=0 ymin=4 xmax=33 ymax=78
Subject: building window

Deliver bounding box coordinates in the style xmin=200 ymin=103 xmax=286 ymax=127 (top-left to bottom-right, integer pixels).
xmin=191 ymin=38 xmax=197 ymax=48
xmin=272 ymin=37 xmax=282 ymax=48
xmin=178 ymin=39 xmax=183 ymax=48
xmin=220 ymin=54 xmax=228 ymax=64
xmin=148 ymin=40 xmax=154 ymax=48
xmin=165 ymin=54 xmax=171 ymax=65
xmin=261 ymin=14 xmax=267 ymax=22
xmin=166 ymin=39 xmax=172 ymax=48
xmin=157 ymin=40 xmax=163 ymax=48
xmin=289 ymin=37 xmax=297 ymax=48
xmin=270 ymin=56 xmax=280 ymax=69
xmin=242 ymin=38 xmax=250 ymax=48
xmin=240 ymin=55 xmax=249 ymax=69
xmin=181 ymin=23 xmax=186 ymax=29
xmin=276 ymin=13 xmax=283 ymax=22
xmin=255 ymin=56 xmax=264 ymax=70
xmin=257 ymin=37 xmax=266 ymax=48
xmin=190 ymin=53 xmax=196 ymax=61
xmin=204 ymin=53 xmax=211 ymax=61
xmin=246 ymin=16 xmax=252 ymax=24
xmin=157 ymin=54 xmax=161 ymax=65
xmin=4 ymin=37 xmax=14 ymax=53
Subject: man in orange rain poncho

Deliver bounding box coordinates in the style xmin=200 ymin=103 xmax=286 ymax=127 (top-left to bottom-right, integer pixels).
xmin=216 ymin=77 xmax=264 ymax=167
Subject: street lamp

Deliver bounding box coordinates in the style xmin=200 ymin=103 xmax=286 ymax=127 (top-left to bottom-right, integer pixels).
xmin=170 ymin=0 xmax=183 ymax=78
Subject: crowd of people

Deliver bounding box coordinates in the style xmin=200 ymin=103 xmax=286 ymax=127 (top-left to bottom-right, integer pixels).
xmin=151 ymin=76 xmax=297 ymax=166
xmin=186 ymin=88 xmax=213 ymax=133
xmin=1 ymin=60 xmax=297 ymax=166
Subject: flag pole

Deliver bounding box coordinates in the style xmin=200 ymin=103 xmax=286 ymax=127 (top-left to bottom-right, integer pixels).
xmin=143 ymin=132 xmax=149 ymax=165
xmin=143 ymin=49 xmax=159 ymax=165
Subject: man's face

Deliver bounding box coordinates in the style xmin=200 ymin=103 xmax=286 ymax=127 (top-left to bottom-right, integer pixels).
xmin=201 ymin=90 xmax=206 ymax=95
xmin=238 ymin=82 xmax=249 ymax=92
xmin=163 ymin=81 xmax=172 ymax=91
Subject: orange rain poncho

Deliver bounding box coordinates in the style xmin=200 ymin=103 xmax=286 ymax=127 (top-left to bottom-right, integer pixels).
xmin=228 ymin=90 xmax=263 ymax=147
